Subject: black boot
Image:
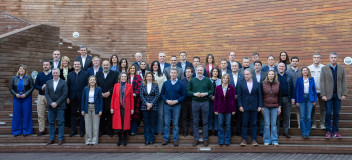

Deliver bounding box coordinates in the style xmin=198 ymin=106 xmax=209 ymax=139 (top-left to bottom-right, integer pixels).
xmin=123 ymin=131 xmax=127 ymax=146
xmin=117 ymin=132 xmax=122 ymax=146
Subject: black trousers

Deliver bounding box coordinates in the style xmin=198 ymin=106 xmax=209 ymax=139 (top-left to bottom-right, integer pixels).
xmin=181 ymin=99 xmax=193 ymax=133
xmin=100 ymin=98 xmax=113 ymax=134
xmin=70 ymin=98 xmax=85 ymax=133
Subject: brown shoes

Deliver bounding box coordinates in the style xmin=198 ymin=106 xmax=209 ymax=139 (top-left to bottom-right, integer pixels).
xmin=193 ymin=140 xmax=199 ymax=146
xmin=252 ymin=140 xmax=258 ymax=146
xmin=203 ymin=140 xmax=209 ymax=146
xmin=58 ymin=140 xmax=64 ymax=145
xmin=240 ymin=139 xmax=247 ymax=146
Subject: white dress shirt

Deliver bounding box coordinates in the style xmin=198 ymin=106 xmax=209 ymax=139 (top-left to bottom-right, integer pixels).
xmin=147 ymin=82 xmax=152 ymax=94
xmin=247 ymin=80 xmax=253 ymax=94
xmin=53 ymin=79 xmax=59 ymax=92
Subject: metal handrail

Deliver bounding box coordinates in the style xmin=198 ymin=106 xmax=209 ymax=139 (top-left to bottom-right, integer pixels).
xmin=0 ymin=10 xmax=31 ymax=25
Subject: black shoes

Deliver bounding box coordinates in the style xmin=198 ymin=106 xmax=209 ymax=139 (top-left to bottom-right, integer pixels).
xmin=47 ymin=140 xmax=54 ymax=145
xmin=79 ymin=131 xmax=85 ymax=137
xmin=69 ymin=131 xmax=76 ymax=137
xmin=162 ymin=140 xmax=168 ymax=145
xmin=193 ymin=140 xmax=199 ymax=146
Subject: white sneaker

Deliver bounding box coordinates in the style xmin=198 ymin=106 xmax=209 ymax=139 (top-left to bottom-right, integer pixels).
xmin=312 ymin=124 xmax=316 ymax=129
xmin=264 ymin=143 xmax=269 ymax=146
xmin=273 ymin=143 xmax=279 ymax=146
xmin=320 ymin=124 xmax=326 ymax=130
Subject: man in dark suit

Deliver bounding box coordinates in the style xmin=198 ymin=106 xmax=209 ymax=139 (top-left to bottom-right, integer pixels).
xmin=252 ymin=61 xmax=267 ymax=136
xmin=237 ymin=69 xmax=262 ymax=146
xmin=219 ymin=59 xmax=232 ymax=78
xmin=159 ymin=52 xmax=170 ymax=73
xmin=96 ymin=60 xmax=119 ymax=137
xmin=228 ymin=61 xmax=244 ymax=136
xmin=191 ymin=56 xmax=207 ymax=77
xmin=133 ymin=52 xmax=150 ymax=71
xmin=227 ymin=51 xmax=242 ymax=71
xmin=261 ymin=55 xmax=278 ymax=73
xmin=87 ymin=56 xmax=103 ymax=76
xmin=67 ymin=60 xmax=89 ymax=137
xmin=176 ymin=52 xmax=193 ymax=76
xmin=45 ymin=68 xmax=68 ymax=145
xmin=74 ymin=46 xmax=93 ymax=71
xmin=51 ymin=50 xmax=61 ymax=69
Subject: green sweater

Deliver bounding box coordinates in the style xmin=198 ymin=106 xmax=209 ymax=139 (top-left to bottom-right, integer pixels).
xmin=187 ymin=77 xmax=214 ymax=102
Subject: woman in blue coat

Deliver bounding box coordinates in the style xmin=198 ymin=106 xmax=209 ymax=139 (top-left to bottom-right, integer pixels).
xmin=81 ymin=76 xmax=103 ymax=145
xmin=9 ymin=64 xmax=34 ymax=137
xmin=295 ymin=67 xmax=317 ymax=138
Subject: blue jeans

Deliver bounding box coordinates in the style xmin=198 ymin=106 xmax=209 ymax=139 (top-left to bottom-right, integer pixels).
xmin=157 ymin=99 xmax=164 ymax=134
xmin=192 ymin=101 xmax=209 ymax=141
xmin=263 ymin=107 xmax=278 ymax=144
xmin=48 ymin=109 xmax=65 ymax=141
xmin=163 ymin=104 xmax=181 ymax=142
xmin=325 ymin=93 xmax=341 ymax=133
xmin=130 ymin=120 xmax=138 ymax=134
xmin=218 ymin=113 xmax=231 ymax=144
xmin=299 ymin=94 xmax=313 ymax=137
xmin=208 ymin=102 xmax=218 ymax=131
xmin=143 ymin=111 xmax=157 ymax=143
xmin=12 ymin=96 xmax=33 ymax=135
xmin=242 ymin=111 xmax=257 ymax=141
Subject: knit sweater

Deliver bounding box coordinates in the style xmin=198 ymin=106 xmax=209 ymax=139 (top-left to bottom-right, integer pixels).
xmin=34 ymin=71 xmax=53 ymax=95
xmin=160 ymin=79 xmax=186 ymax=104
xmin=187 ymin=77 xmax=214 ymax=102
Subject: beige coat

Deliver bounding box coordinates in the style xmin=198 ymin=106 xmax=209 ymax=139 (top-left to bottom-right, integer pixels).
xmin=320 ymin=64 xmax=347 ymax=100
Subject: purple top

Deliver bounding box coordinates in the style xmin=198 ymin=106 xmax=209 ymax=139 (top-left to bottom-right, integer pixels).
xmin=214 ymin=84 xmax=236 ymax=113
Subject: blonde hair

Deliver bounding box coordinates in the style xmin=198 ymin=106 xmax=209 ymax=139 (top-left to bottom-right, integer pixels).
xmin=142 ymin=72 xmax=157 ymax=86
xmin=221 ymin=74 xmax=230 ymax=84
xmin=264 ymin=70 xmax=278 ymax=83
xmin=300 ymin=67 xmax=312 ymax=78
xmin=127 ymin=64 xmax=138 ymax=76
xmin=60 ymin=56 xmax=72 ymax=69
xmin=88 ymin=75 xmax=97 ymax=87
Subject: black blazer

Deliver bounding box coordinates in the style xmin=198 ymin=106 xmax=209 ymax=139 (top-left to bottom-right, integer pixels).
xmin=227 ymin=61 xmax=242 ymax=70
xmin=75 ymin=55 xmax=93 ymax=71
xmin=96 ymin=70 xmax=119 ymax=96
xmin=176 ymin=61 xmax=193 ymax=75
xmin=59 ymin=67 xmax=74 ymax=80
xmin=9 ymin=75 xmax=34 ymax=97
xmin=45 ymin=78 xmax=68 ymax=110
xmin=66 ymin=70 xmax=89 ymax=101
xmin=237 ymin=80 xmax=263 ymax=111
xmin=50 ymin=60 xmax=61 ymax=69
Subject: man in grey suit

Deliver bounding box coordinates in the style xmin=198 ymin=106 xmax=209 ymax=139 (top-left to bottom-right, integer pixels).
xmin=75 ymin=46 xmax=93 ymax=71
xmin=45 ymin=68 xmax=68 ymax=145
xmin=164 ymin=56 xmax=184 ymax=80
xmin=320 ymin=52 xmax=347 ymax=139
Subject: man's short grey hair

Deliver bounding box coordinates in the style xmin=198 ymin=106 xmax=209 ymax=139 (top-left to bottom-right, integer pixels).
xmin=278 ymin=62 xmax=286 ymax=69
xmin=313 ymin=53 xmax=320 ymax=57
xmin=53 ymin=50 xmax=60 ymax=54
xmin=159 ymin=52 xmax=166 ymax=56
xmin=231 ymin=62 xmax=239 ymax=67
xmin=330 ymin=52 xmax=338 ymax=57
xmin=196 ymin=65 xmax=204 ymax=70
xmin=135 ymin=52 xmax=143 ymax=57
xmin=243 ymin=57 xmax=250 ymax=61
xmin=244 ymin=68 xmax=252 ymax=75
xmin=170 ymin=68 xmax=178 ymax=73
xmin=52 ymin=68 xmax=60 ymax=74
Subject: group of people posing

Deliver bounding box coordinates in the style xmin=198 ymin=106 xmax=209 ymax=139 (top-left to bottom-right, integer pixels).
xmin=9 ymin=47 xmax=347 ymax=147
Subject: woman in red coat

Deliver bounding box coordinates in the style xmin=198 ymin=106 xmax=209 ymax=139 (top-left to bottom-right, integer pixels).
xmin=111 ymin=72 xmax=134 ymax=146
xmin=127 ymin=64 xmax=142 ymax=135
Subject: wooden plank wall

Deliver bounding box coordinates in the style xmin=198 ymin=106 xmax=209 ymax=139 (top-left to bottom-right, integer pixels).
xmin=147 ymin=0 xmax=352 ymax=68
xmin=0 ymin=24 xmax=60 ymax=109
xmin=0 ymin=0 xmax=147 ymax=61
xmin=0 ymin=11 xmax=30 ymax=35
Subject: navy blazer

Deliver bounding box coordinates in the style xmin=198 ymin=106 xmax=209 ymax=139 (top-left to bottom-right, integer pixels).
xmin=75 ymin=55 xmax=93 ymax=71
xmin=229 ymin=72 xmax=244 ymax=90
xmin=261 ymin=65 xmax=278 ymax=73
xmin=140 ymin=83 xmax=159 ymax=111
xmin=227 ymin=61 xmax=242 ymax=70
xmin=67 ymin=70 xmax=89 ymax=101
xmin=81 ymin=86 xmax=103 ymax=114
xmin=45 ymin=78 xmax=68 ymax=110
xmin=295 ymin=77 xmax=317 ymax=103
xmin=237 ymin=80 xmax=263 ymax=111
xmin=87 ymin=66 xmax=103 ymax=76
xmin=177 ymin=61 xmax=193 ymax=76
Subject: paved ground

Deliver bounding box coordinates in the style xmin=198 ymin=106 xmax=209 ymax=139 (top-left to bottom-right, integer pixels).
xmin=0 ymin=153 xmax=351 ymax=160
